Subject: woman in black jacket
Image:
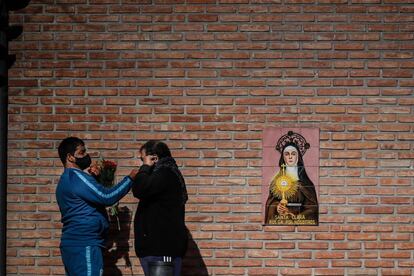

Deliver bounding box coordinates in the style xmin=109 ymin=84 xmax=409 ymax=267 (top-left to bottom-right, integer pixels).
xmin=133 ymin=140 xmax=188 ymax=276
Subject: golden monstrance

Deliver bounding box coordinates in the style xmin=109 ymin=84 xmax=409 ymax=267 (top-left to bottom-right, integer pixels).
xmin=270 ymin=164 xmax=297 ymax=205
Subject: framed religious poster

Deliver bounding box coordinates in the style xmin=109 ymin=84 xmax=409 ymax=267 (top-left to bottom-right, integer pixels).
xmin=262 ymin=128 xmax=319 ymax=226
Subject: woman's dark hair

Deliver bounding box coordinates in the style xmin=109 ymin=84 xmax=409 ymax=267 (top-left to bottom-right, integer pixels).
xmin=58 ymin=137 xmax=84 ymax=165
xmin=140 ymin=140 xmax=171 ymax=159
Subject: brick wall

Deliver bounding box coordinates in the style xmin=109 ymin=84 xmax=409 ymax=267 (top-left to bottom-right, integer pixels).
xmin=7 ymin=0 xmax=414 ymax=275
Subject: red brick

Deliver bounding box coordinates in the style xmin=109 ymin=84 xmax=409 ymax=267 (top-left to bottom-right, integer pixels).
xmin=247 ymin=268 xmax=279 ymax=275
xmin=279 ymin=268 xmax=313 ymax=275
xmin=299 ymin=260 xmax=329 ymax=268
xmin=365 ymin=260 xmax=394 ymax=268
xmin=381 ymin=269 xmax=412 ymax=276
xmin=298 ymin=242 xmax=329 ymax=249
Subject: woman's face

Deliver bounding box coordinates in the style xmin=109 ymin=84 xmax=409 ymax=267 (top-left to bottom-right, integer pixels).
xmin=283 ymin=147 xmax=298 ymax=167
xmin=139 ymin=149 xmax=158 ymax=166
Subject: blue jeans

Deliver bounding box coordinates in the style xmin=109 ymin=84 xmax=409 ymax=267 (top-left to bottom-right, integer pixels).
xmin=140 ymin=256 xmax=182 ymax=276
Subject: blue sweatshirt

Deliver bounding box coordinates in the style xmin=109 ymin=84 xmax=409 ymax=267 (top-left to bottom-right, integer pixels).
xmin=56 ymin=168 xmax=132 ymax=248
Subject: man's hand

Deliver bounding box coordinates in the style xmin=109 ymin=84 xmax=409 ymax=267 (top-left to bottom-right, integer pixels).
xmin=129 ymin=169 xmax=139 ymax=180
xmin=88 ymin=162 xmax=101 ymax=176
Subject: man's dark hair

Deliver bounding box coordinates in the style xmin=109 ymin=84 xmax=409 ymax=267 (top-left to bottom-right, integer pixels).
xmin=140 ymin=140 xmax=171 ymax=159
xmin=58 ymin=137 xmax=84 ymax=165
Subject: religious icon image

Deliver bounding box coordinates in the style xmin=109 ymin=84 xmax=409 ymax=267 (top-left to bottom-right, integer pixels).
xmin=262 ymin=128 xmax=319 ymax=226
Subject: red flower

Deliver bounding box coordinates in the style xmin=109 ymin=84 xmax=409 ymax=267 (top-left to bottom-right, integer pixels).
xmin=103 ymin=160 xmax=117 ymax=170
xmin=93 ymin=158 xmax=120 ymax=217
xmin=95 ymin=158 xmax=117 ymax=188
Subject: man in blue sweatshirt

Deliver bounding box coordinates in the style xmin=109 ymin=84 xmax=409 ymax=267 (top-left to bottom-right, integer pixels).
xmin=56 ymin=137 xmax=137 ymax=276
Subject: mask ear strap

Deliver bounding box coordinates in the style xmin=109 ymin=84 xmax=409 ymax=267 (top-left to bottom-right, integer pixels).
xmin=67 ymin=153 xmax=75 ymax=163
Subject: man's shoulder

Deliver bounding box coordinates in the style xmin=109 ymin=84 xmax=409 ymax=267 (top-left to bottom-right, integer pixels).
xmin=66 ymin=168 xmax=90 ymax=179
xmin=65 ymin=169 xmax=96 ymax=190
xmin=57 ymin=169 xmax=81 ymax=195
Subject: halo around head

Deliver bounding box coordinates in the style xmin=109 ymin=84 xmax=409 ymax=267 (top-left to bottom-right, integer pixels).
xmin=275 ymin=131 xmax=310 ymax=156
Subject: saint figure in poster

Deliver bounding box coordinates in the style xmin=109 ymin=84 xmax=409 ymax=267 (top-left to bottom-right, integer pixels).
xmin=264 ymin=131 xmax=319 ymax=225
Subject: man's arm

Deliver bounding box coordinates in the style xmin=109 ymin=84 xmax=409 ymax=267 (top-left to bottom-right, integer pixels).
xmin=71 ymin=170 xmax=133 ymax=206
xmin=132 ymin=165 xmax=167 ymax=199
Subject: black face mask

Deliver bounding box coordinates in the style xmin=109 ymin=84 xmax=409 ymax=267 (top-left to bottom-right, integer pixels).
xmin=74 ymin=154 xmax=92 ymax=170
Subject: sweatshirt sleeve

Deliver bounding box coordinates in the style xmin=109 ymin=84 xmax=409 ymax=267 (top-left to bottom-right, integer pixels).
xmin=132 ymin=165 xmax=167 ymax=199
xmin=71 ymin=170 xmax=133 ymax=206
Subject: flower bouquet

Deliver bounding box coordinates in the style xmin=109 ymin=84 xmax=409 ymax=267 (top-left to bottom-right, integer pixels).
xmin=89 ymin=159 xmax=120 ymax=227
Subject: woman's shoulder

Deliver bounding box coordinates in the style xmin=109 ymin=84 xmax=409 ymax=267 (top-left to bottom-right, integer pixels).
xmin=153 ymin=166 xmax=179 ymax=180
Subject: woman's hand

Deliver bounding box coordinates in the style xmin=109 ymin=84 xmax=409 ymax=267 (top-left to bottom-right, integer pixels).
xmin=277 ymin=203 xmax=295 ymax=218
xmin=277 ymin=203 xmax=290 ymax=215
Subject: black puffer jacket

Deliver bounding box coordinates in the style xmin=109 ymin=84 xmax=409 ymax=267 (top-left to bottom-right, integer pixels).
xmin=133 ymin=164 xmax=188 ymax=257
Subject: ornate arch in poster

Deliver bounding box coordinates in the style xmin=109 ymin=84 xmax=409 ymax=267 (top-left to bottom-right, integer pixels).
xmin=262 ymin=128 xmax=319 ymax=226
